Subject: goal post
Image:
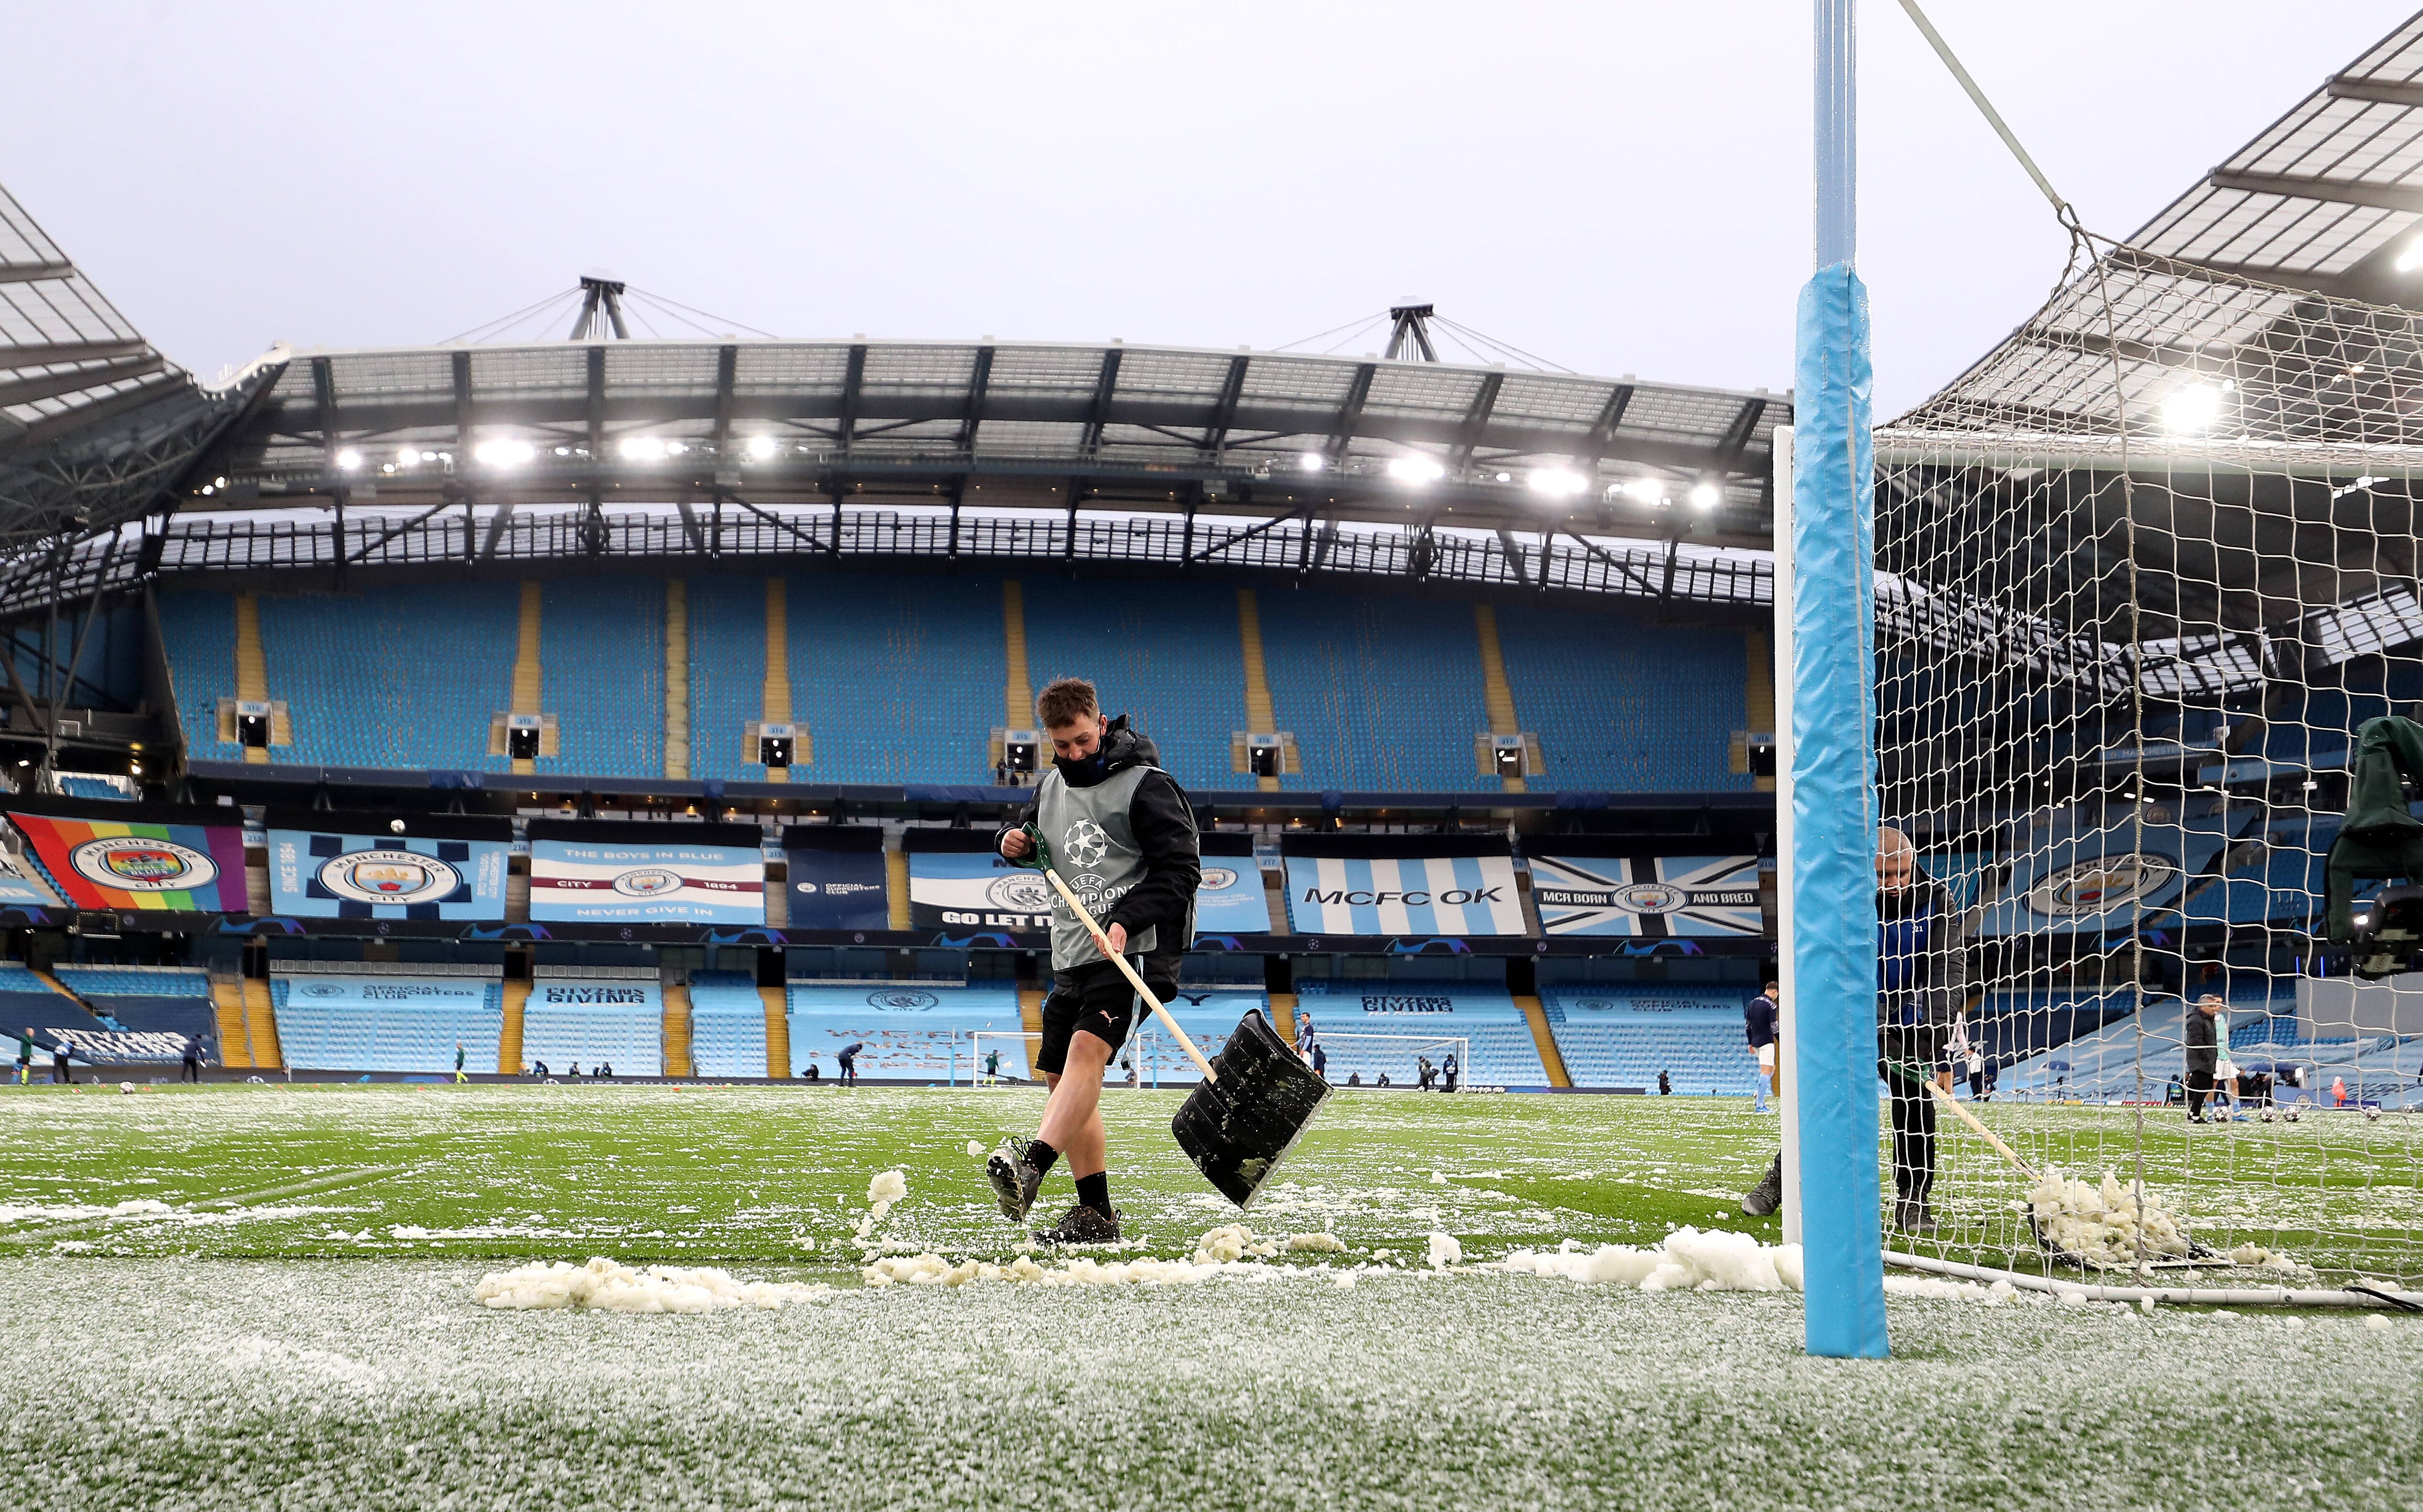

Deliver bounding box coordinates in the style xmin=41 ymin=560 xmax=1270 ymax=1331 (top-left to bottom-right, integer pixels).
xmin=1308 ymin=1033 xmax=1474 ymax=1089
xmin=964 ymin=1032 xmax=1031 ymax=1087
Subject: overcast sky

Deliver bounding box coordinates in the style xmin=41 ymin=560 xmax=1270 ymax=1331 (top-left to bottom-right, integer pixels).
xmin=6 ymin=2 xmax=2411 ymax=415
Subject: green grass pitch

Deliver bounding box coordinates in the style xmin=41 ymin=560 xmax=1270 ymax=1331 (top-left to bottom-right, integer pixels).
xmin=2 ymin=1082 xmax=2416 ymax=1510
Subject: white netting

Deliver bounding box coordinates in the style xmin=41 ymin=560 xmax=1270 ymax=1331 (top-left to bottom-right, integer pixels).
xmin=1868 ymin=232 xmax=2423 ymax=1289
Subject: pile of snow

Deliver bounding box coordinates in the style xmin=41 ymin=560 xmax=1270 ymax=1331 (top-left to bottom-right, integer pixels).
xmin=1497 ymin=1228 xmax=1804 ymax=1293
xmin=0 ymin=1198 xmax=172 ymax=1225
xmin=2226 ymin=1242 xmax=2305 ymax=1273
xmin=965 ymin=1140 xmax=984 ymax=1158
xmin=474 ymin=1257 xmax=829 ymax=1313
xmin=1427 ymin=1232 xmax=1463 ymax=1270
xmin=855 ymin=1169 xmax=909 ymax=1242
xmin=1193 ymin=1225 xmax=1277 ymax=1263
xmin=2026 ymin=1167 xmax=2193 ymax=1267
xmin=1286 ymin=1232 xmax=1346 ymax=1254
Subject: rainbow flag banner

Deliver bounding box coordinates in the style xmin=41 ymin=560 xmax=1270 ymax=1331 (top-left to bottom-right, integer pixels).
xmin=5 ymin=812 xmax=251 ymax=911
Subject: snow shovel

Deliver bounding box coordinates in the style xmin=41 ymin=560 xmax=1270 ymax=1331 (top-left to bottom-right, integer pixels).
xmin=1039 ymin=866 xmax=1330 ymax=1208
xmin=1920 ymin=1078 xmax=2219 ymax=1267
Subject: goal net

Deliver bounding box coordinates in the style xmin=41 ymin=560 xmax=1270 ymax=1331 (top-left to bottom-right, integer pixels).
xmin=1867 ymin=228 xmax=2423 ymax=1289
xmin=1311 ymin=1033 xmax=1473 ymax=1090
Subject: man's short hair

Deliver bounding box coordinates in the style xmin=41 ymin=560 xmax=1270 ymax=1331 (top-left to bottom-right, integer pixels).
xmin=1035 ymin=677 xmax=1099 ymax=730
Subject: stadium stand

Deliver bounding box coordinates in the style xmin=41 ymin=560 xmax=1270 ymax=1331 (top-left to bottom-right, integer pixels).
xmin=55 ymin=776 xmax=132 ymax=802
xmin=53 ymin=965 xmax=210 ymax=999
xmin=1021 ymin=578 xmax=1243 ymax=793
xmin=155 ymin=589 xmax=245 ymax=765
xmin=1539 ymin=984 xmax=1762 ymax=1094
xmin=1292 ymin=979 xmax=1549 ymax=1087
xmin=786 ymin=980 xmax=1027 ymax=1082
xmin=779 ymin=572 xmax=1006 ymax=785
xmin=51 ymin=965 xmax=218 ymax=1055
xmin=1492 ymin=603 xmax=1751 ymax=793
xmin=1257 ymin=589 xmax=1493 ymax=792
xmin=688 ymin=970 xmax=769 ymax=1077
xmin=683 ymin=576 xmax=769 ymax=782
xmin=236 ymin=586 xmax=520 ymax=771
xmin=2181 ymin=816 xmax=2342 ymax=927
xmin=541 ymin=577 xmax=664 ymax=779
xmin=2000 ymin=993 xmax=2423 ymax=1109
xmin=1118 ymin=990 xmax=1269 ymax=1086
xmin=270 ymin=969 xmax=503 ymax=1074
xmin=520 ymin=972 xmax=663 ymax=1077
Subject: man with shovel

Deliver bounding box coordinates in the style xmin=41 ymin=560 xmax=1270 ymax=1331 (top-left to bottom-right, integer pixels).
xmin=987 ymin=678 xmax=1201 ymax=1244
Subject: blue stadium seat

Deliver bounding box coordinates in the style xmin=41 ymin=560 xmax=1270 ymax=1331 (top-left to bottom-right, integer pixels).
xmin=53 ymin=966 xmax=211 ymax=999
xmin=780 ymin=572 xmax=1006 ymax=785
xmin=541 ymin=577 xmax=664 ymax=778
xmin=155 ymin=591 xmax=244 ymax=763
xmin=1540 ymin=986 xmax=1761 ymax=1093
xmin=786 ymin=981 xmax=1028 ymax=1082
xmin=684 ymin=576 xmax=769 ymax=782
xmin=1493 ymin=602 xmax=1750 ymax=793
xmin=271 ymin=978 xmax=503 ymax=1073
xmin=1291 ymin=979 xmax=1547 ymax=1086
xmin=251 ymin=585 xmax=520 ymax=770
xmin=687 ymin=971 xmax=768 ymax=1077
xmin=1258 ymin=590 xmax=1492 ymax=791
xmin=1022 ymin=579 xmax=1244 ymax=792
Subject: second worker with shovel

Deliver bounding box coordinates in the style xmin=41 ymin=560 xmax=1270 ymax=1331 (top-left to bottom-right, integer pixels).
xmin=987 ymin=676 xmax=1200 ymax=1243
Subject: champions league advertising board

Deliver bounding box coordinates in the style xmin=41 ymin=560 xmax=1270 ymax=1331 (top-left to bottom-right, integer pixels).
xmin=908 ymin=852 xmax=1054 ymax=931
xmin=268 ymin=828 xmax=510 ymax=921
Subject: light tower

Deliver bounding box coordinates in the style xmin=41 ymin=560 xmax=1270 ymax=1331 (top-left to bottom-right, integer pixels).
xmin=568 ymin=272 xmax=631 ymax=340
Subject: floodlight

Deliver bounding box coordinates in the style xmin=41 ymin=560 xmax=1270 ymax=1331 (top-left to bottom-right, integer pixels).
xmin=1527 ymin=468 xmax=1588 ymax=499
xmin=1495 ymin=472 xmax=1512 ymax=483
xmin=2162 ymin=382 xmax=2225 ymax=434
xmin=745 ymin=435 xmax=778 ymax=460
xmin=1689 ymin=482 xmax=1721 ymax=510
xmin=620 ymin=436 xmax=668 ymax=460
xmin=1624 ymin=478 xmax=1664 ymax=503
xmin=1386 ymin=455 xmax=1445 ymax=484
xmin=1298 ymin=452 xmax=1324 ymax=472
xmin=335 ymin=448 xmax=363 ymax=471
xmin=2401 ymin=237 xmax=2423 ymax=273
xmin=474 ymin=439 xmax=535 ymax=467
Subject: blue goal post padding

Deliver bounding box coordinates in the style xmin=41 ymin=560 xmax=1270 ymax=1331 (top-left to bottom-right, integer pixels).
xmin=1792 ymin=262 xmax=1888 ymax=1360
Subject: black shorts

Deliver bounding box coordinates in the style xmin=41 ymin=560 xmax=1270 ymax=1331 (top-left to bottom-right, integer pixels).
xmin=1035 ymin=959 xmax=1141 ymax=1076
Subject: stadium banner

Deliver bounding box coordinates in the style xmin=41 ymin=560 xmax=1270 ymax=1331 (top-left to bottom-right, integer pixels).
xmin=1530 ymin=854 xmax=1765 ymax=937
xmin=528 ymin=978 xmax=663 ymax=1013
xmin=4 ymin=810 xmax=249 ymax=911
xmin=1194 ymin=834 xmax=1272 ymax=935
xmin=1550 ymin=987 xmax=1748 ymax=1020
xmin=280 ymin=975 xmax=494 ymax=1010
xmin=43 ymin=1027 xmax=192 ymax=1065
xmin=781 ymin=827 xmax=891 ymax=931
xmin=1973 ymin=805 xmax=2243 ymax=938
xmin=1283 ymin=855 xmax=1527 ymax=936
xmin=527 ymin=819 xmax=766 ymax=925
xmin=907 ymin=850 xmax=1052 ymax=932
xmin=0 ymin=850 xmax=60 ymax=908
xmin=266 ymin=817 xmax=510 ymax=921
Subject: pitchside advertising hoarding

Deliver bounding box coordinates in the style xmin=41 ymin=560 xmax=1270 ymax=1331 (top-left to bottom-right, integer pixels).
xmin=266 ymin=814 xmax=511 ymax=921
xmin=5 ymin=809 xmax=250 ymax=911
xmin=528 ymin=821 xmax=765 ymax=925
xmin=1529 ymin=854 xmax=1765 ymax=937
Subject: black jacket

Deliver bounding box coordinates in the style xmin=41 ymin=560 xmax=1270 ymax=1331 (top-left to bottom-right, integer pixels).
xmin=994 ymin=719 xmax=1201 ymax=943
xmin=1744 ymin=994 xmax=1777 ymax=1049
xmin=1878 ymin=876 xmax=1965 ymax=1028
xmin=2183 ymin=1005 xmax=2221 ymax=1063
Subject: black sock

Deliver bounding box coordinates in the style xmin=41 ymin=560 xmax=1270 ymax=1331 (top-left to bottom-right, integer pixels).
xmin=1076 ymin=1171 xmax=1110 ymax=1214
xmin=1026 ymin=1140 xmax=1059 ymax=1176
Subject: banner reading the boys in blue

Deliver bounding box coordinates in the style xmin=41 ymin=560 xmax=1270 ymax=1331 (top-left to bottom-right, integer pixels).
xmin=1530 ymin=854 xmax=1765 ymax=937
xmin=781 ymin=827 xmax=891 ymax=932
xmin=527 ymin=820 xmax=766 ymax=925
xmin=266 ymin=813 xmax=511 ymax=921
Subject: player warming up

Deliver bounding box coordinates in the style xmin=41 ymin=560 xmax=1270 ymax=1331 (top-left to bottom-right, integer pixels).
xmin=985 ymin=677 xmax=1200 ymax=1244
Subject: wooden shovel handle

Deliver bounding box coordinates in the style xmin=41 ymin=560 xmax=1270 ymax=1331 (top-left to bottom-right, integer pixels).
xmin=1040 ymin=866 xmax=1217 ymax=1083
xmin=1923 ymin=1076 xmax=2037 ymax=1182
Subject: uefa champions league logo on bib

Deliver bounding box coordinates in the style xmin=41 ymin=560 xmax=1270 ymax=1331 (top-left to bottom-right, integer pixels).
xmin=1062 ymin=819 xmax=1110 ymax=868
xmin=2023 ymin=852 xmax=2176 ymax=916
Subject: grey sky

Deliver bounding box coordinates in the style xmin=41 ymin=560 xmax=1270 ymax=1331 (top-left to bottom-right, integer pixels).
xmin=5 ymin=1 xmax=2409 ymax=416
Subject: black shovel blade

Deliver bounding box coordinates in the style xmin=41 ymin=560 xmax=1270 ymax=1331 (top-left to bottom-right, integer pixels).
xmin=1171 ymin=1009 xmax=1331 ymax=1208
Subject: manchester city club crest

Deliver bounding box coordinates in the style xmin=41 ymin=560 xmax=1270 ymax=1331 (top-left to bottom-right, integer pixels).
xmin=2022 ymin=852 xmax=2176 ymax=917
xmin=1616 ymin=882 xmax=1687 ymax=915
xmin=1199 ymin=867 xmax=1238 ymax=892
xmin=612 ymin=868 xmax=683 ymax=898
xmin=985 ymin=873 xmax=1051 ymax=913
xmin=1063 ymin=818 xmax=1110 ymax=868
xmin=318 ymin=849 xmax=460 ymax=905
xmin=865 ymin=990 xmax=940 ymax=1012
xmin=68 ymin=837 xmax=217 ymax=893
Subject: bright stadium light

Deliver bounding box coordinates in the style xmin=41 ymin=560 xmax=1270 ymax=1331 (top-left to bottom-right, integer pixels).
xmin=1689 ymin=481 xmax=1722 ymax=510
xmin=395 ymin=447 xmax=418 ymax=468
xmin=474 ymin=439 xmax=535 ymax=467
xmin=619 ymin=436 xmax=669 ymax=461
xmin=2162 ymin=381 xmax=2226 ymax=434
xmin=1495 ymin=471 xmax=1512 ymax=483
xmin=1386 ymin=454 xmax=1445 ymax=485
xmin=1298 ymin=452 xmax=1325 ymax=473
xmin=745 ymin=435 xmax=779 ymax=460
xmin=1623 ymin=478 xmax=1665 ymax=503
xmin=2400 ymin=236 xmax=2423 ymax=273
xmin=335 ymin=448 xmax=362 ymax=471
xmin=1527 ymin=468 xmax=1589 ymax=499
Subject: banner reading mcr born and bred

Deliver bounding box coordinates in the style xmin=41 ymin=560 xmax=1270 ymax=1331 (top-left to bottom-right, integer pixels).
xmin=1529 ymin=854 xmax=1765 ymax=937
xmin=1280 ymin=836 xmax=1528 ymax=936
xmin=265 ymin=812 xmax=512 ymax=921
xmin=527 ymin=820 xmax=766 ymax=925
